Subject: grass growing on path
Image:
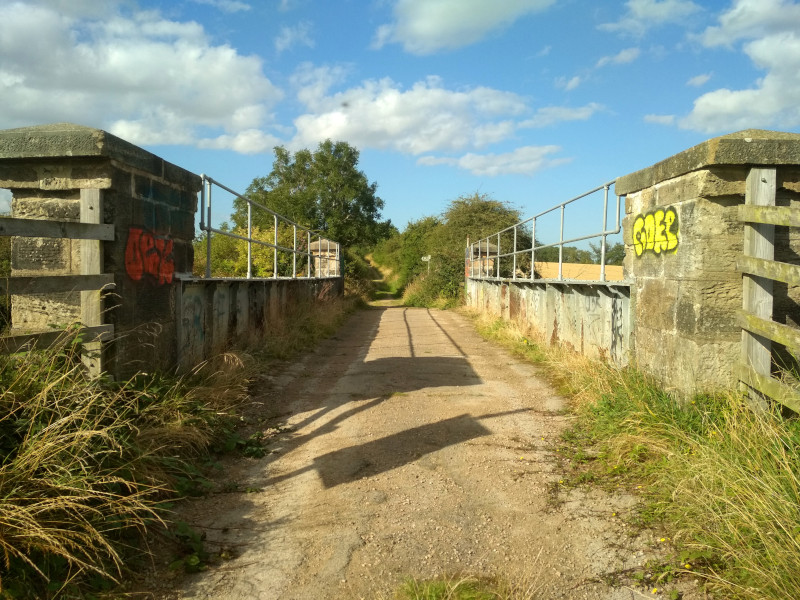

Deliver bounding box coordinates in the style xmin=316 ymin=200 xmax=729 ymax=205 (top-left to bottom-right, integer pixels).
xmin=465 ymin=310 xmax=800 ymax=600
xmin=392 ymin=573 xmax=542 ymax=600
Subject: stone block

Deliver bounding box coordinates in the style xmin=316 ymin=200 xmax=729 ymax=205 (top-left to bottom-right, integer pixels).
xmin=10 ymin=292 xmax=80 ymax=331
xmin=675 ymin=279 xmax=741 ymax=336
xmin=635 ymin=277 xmax=678 ymax=333
xmin=12 ymin=194 xmax=80 ymax=221
xmin=12 ymin=237 xmax=72 ymax=273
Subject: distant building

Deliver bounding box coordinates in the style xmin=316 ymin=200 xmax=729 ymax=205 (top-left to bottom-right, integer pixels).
xmin=309 ymin=239 xmax=340 ymax=277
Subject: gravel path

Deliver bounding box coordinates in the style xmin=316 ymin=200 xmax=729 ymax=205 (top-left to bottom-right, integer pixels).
xmin=145 ymin=307 xmax=694 ymax=600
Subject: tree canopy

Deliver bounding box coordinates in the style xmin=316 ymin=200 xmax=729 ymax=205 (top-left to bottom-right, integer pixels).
xmin=238 ymin=140 xmax=394 ymax=248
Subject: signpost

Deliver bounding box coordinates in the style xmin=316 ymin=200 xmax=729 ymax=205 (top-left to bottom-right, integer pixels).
xmin=421 ymin=254 xmax=431 ymax=273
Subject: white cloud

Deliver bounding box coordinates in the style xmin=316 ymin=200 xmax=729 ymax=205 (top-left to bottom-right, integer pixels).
xmin=275 ymin=21 xmax=314 ymax=53
xmin=0 ymin=1 xmax=281 ymax=152
xmin=644 ymin=114 xmax=676 ymax=125
xmin=197 ymin=129 xmax=281 ymax=154
xmin=700 ymin=0 xmax=800 ymax=47
xmin=520 ymin=103 xmax=604 ymax=128
xmin=681 ymin=0 xmax=800 ymax=132
xmin=191 ymin=0 xmax=251 ymax=13
xmin=417 ymin=146 xmax=570 ymax=176
xmin=373 ymin=0 xmax=556 ymax=54
xmin=686 ymin=73 xmax=711 ymax=86
xmin=289 ymin=73 xmax=528 ymax=154
xmin=600 ymin=0 xmax=702 ymax=37
xmin=596 ymin=47 xmax=640 ymax=67
xmin=555 ymin=75 xmax=582 ymax=91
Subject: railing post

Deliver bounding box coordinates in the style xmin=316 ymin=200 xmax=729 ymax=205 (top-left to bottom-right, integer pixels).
xmin=531 ymin=218 xmax=536 ymax=280
xmin=293 ymin=225 xmax=297 ymax=278
xmin=558 ymin=204 xmax=565 ymax=280
xmin=273 ymin=214 xmax=278 ymax=279
xmin=496 ymin=232 xmax=500 ymax=279
xmin=512 ymin=226 xmax=517 ymax=280
xmin=247 ymin=201 xmax=252 ymax=279
xmin=600 ymin=184 xmax=609 ymax=282
xmin=205 ymin=177 xmax=212 ymax=279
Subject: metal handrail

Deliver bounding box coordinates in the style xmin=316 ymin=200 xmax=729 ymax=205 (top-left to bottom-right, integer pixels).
xmin=467 ymin=180 xmax=622 ymax=283
xmin=199 ymin=174 xmax=340 ymax=279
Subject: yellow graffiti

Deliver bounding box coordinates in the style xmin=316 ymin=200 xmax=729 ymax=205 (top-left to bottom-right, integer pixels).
xmin=633 ymin=206 xmax=679 ymax=257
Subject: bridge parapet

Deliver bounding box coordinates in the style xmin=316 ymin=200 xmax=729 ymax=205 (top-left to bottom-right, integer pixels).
xmin=618 ymin=129 xmax=800 ymax=395
xmin=0 ymin=123 xmax=342 ymax=378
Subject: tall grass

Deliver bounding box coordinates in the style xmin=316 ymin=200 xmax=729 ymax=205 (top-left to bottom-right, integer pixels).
xmin=0 ymin=335 xmax=248 ymax=598
xmin=466 ymin=310 xmax=800 ymax=600
xmin=0 ymin=296 xmax=357 ymax=597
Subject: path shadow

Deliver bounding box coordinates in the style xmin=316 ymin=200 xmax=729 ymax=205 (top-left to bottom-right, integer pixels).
xmin=264 ymin=408 xmax=531 ymax=488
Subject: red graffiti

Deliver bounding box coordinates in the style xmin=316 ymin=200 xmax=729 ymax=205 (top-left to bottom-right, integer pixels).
xmin=125 ymin=226 xmax=175 ymax=284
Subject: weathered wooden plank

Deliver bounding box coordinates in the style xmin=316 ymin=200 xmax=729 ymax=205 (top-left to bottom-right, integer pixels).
xmin=738 ymin=204 xmax=800 ymax=228
xmin=734 ymin=363 xmax=800 ymax=414
xmin=80 ymin=189 xmax=104 ymax=377
xmin=736 ymin=310 xmax=800 ymax=355
xmin=0 ymin=325 xmax=114 ymax=354
xmin=741 ymin=168 xmax=776 ymax=409
xmin=737 ymin=255 xmax=800 ymax=286
xmin=0 ymin=217 xmax=114 ymax=240
xmin=0 ymin=274 xmax=115 ymax=295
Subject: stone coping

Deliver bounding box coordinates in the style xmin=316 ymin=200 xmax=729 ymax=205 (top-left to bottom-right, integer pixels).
xmin=616 ymin=129 xmax=800 ymax=195
xmin=0 ymin=123 xmax=200 ymax=190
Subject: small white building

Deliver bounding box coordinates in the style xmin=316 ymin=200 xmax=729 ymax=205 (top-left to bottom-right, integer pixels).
xmin=309 ymin=240 xmax=340 ymax=276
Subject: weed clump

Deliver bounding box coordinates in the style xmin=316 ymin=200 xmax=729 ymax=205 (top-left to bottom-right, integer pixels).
xmin=0 ymin=335 xmax=248 ymax=598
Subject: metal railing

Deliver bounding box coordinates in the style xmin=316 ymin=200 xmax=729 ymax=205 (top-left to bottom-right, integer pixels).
xmin=199 ymin=175 xmax=340 ymax=279
xmin=467 ymin=180 xmax=622 ymax=283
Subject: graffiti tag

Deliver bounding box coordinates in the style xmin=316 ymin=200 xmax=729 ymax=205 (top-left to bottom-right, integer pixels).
xmin=632 ymin=207 xmax=679 ymax=257
xmin=125 ymin=226 xmax=175 ymax=284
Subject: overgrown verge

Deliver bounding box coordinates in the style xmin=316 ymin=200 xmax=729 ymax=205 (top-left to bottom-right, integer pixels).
xmin=0 ymin=297 xmax=356 ymax=599
xmin=466 ymin=310 xmax=800 ymax=600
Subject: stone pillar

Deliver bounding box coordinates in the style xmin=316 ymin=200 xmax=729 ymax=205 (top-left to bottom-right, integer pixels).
xmin=0 ymin=123 xmax=200 ymax=377
xmin=618 ymin=129 xmax=800 ymax=395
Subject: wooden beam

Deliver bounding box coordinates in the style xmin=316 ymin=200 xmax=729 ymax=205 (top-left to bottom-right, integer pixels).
xmin=737 ymin=255 xmax=800 ymax=286
xmin=741 ymin=168 xmax=776 ymax=410
xmin=736 ymin=310 xmax=800 ymax=354
xmin=0 ymin=217 xmax=114 ymax=241
xmin=0 ymin=325 xmax=114 ymax=354
xmin=0 ymin=274 xmax=115 ymax=295
xmin=734 ymin=363 xmax=800 ymax=414
xmin=738 ymin=204 xmax=800 ymax=228
xmin=80 ymin=188 xmax=104 ymax=377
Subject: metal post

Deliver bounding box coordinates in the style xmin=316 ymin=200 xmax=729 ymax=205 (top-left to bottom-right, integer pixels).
xmin=558 ymin=204 xmax=565 ymax=280
xmin=496 ymin=232 xmax=501 ymax=279
xmin=247 ymin=201 xmax=252 ymax=279
xmin=600 ymin=184 xmax=609 ymax=282
xmin=326 ymin=238 xmax=330 ymax=277
xmin=273 ymin=214 xmax=278 ymax=279
xmin=531 ymin=218 xmax=536 ymax=280
xmin=512 ymin=226 xmax=517 ymax=280
xmin=293 ymin=225 xmax=297 ymax=278
xmin=205 ymin=177 xmax=212 ymax=279
xmin=307 ymin=231 xmax=311 ymax=277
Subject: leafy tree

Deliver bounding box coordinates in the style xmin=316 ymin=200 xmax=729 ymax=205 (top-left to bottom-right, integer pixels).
xmin=239 ymin=140 xmax=392 ymax=248
xmin=589 ymin=241 xmax=625 ymax=266
xmin=373 ymin=193 xmax=523 ymax=307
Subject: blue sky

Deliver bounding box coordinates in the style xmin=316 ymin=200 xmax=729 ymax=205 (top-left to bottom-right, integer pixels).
xmin=1 ymin=0 xmax=799 ymax=240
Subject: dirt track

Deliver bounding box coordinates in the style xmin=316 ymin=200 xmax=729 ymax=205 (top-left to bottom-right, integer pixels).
xmin=145 ymin=307 xmax=687 ymax=599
